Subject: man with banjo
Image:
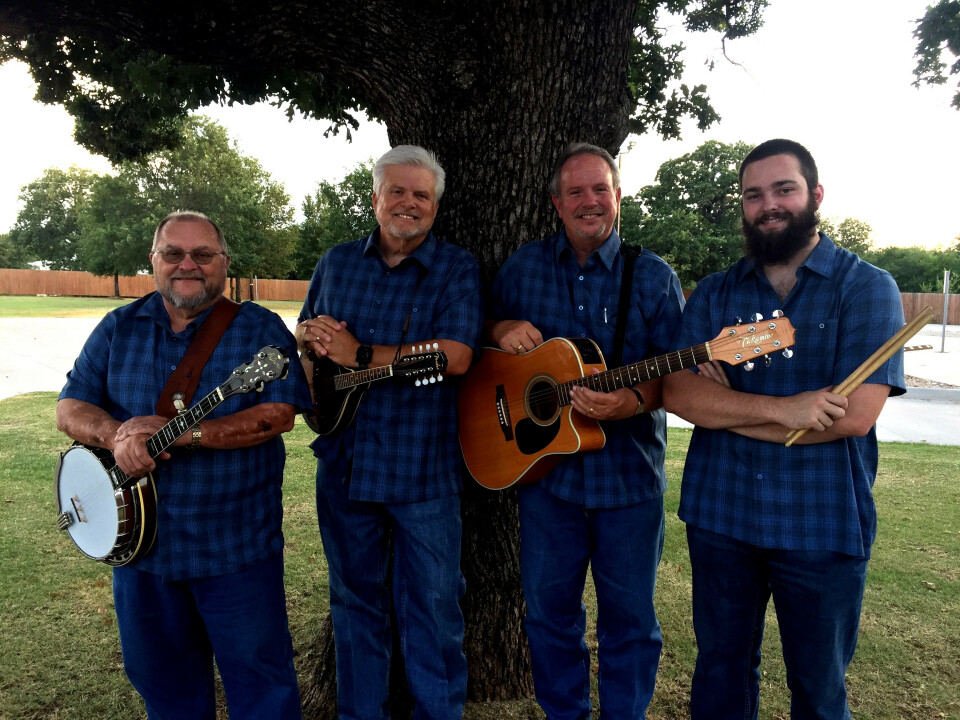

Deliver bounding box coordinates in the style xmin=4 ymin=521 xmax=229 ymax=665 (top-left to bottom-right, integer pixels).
xmin=663 ymin=139 xmax=906 ymax=719
xmin=56 ymin=211 xmax=311 ymax=719
xmin=296 ymin=146 xmax=482 ymax=719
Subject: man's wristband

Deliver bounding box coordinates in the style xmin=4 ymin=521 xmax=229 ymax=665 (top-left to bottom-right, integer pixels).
xmin=189 ymin=425 xmax=202 ymax=449
xmin=628 ymin=388 xmax=645 ymax=416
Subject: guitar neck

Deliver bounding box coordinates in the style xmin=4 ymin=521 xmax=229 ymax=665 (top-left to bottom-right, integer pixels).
xmin=333 ymin=365 xmax=394 ymax=390
xmin=111 ymin=385 xmax=231 ymax=487
xmin=556 ymin=341 xmax=712 ymax=405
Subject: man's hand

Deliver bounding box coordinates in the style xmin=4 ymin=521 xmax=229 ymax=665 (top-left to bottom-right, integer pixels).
xmin=298 ymin=315 xmax=360 ymax=366
xmin=774 ymin=388 xmax=848 ymax=432
xmin=569 ymin=369 xmax=637 ymax=421
xmin=488 ymin=319 xmax=543 ymax=355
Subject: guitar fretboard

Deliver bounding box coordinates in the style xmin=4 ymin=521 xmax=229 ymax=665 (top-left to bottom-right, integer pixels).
xmin=334 ymin=365 xmax=393 ymax=390
xmin=555 ymin=342 xmax=712 ymax=406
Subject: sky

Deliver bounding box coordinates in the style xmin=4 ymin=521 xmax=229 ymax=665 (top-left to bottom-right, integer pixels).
xmin=1 ymin=0 xmax=957 ymax=249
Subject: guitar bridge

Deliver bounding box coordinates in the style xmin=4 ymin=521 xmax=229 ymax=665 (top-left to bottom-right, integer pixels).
xmin=496 ymin=384 xmax=513 ymax=442
xmin=56 ymin=511 xmax=74 ymax=531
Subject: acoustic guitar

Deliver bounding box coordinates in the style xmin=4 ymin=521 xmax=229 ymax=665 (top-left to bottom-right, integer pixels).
xmin=458 ymin=316 xmax=796 ymax=490
xmin=302 ymin=346 xmax=448 ymax=435
xmin=54 ymin=346 xmax=289 ymax=566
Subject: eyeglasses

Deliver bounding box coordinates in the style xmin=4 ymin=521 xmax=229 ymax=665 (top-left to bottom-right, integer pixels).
xmin=153 ymin=248 xmax=227 ymax=265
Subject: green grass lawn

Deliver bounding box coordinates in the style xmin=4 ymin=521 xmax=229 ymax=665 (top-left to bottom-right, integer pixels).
xmin=1 ymin=393 xmax=958 ymax=719
xmin=2 ymin=295 xmax=958 ymax=718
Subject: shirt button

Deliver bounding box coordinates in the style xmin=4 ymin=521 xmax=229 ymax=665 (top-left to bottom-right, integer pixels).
xmin=819 ymin=323 xmax=825 ymax=329
xmin=757 ymin=474 xmax=763 ymax=480
xmin=579 ymin=275 xmax=584 ymax=281
xmin=578 ymin=305 xmax=584 ymax=310
xmin=368 ymin=329 xmax=374 ymax=334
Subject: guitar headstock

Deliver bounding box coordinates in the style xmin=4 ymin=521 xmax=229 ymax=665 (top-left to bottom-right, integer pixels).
xmin=708 ymin=313 xmax=796 ymax=370
xmin=224 ymin=346 xmax=290 ymax=395
xmin=395 ymin=344 xmax=448 ymax=387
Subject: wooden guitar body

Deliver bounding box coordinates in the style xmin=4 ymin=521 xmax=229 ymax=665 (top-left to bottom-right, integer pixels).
xmin=458 ymin=338 xmax=608 ymax=490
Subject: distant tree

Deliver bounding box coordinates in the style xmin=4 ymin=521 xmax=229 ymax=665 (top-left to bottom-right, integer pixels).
xmin=78 ymin=174 xmax=160 ymax=296
xmin=74 ymin=116 xmax=298 ymax=296
xmin=0 ymin=232 xmax=29 ymax=269
xmin=293 ymin=161 xmax=376 ymax=279
xmin=9 ymin=167 xmax=102 ymax=270
xmin=818 ymin=217 xmax=873 ymax=256
xmin=626 ymin=140 xmax=751 ymax=287
xmin=913 ymin=0 xmax=960 ymax=110
xmin=865 ymin=245 xmax=960 ymax=293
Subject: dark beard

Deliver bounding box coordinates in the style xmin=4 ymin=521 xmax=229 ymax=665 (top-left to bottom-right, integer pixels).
xmin=742 ymin=199 xmax=820 ymax=266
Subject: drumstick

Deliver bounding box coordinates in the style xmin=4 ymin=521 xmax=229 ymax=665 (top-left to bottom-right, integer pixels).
xmin=784 ymin=306 xmax=934 ymax=447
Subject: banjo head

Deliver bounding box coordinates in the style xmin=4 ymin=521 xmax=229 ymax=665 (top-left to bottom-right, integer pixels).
xmin=55 ymin=446 xmax=123 ymax=560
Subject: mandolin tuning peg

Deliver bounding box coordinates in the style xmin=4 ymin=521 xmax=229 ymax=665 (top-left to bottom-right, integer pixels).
xmin=743 ymin=361 xmax=755 ymax=372
xmin=751 ymin=313 xmax=764 ymax=322
xmin=764 ymin=355 xmax=772 ymax=368
xmin=771 ymin=309 xmax=784 ymax=318
xmin=432 ymin=342 xmax=439 ymax=350
xmin=415 ymin=379 xmax=422 ymax=387
xmin=437 ymin=374 xmax=444 ymax=381
xmin=782 ymin=348 xmax=794 ymax=359
xmin=429 ymin=376 xmax=437 ymax=384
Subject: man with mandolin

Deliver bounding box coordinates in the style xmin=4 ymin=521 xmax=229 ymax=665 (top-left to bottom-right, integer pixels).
xmin=56 ymin=211 xmax=311 ymax=719
xmin=296 ymin=146 xmax=482 ymax=719
xmin=663 ymin=139 xmax=906 ymax=720
xmin=485 ymin=143 xmax=685 ymax=718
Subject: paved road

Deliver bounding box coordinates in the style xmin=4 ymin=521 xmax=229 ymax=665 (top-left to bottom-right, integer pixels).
xmin=2 ymin=317 xmax=957 ymax=445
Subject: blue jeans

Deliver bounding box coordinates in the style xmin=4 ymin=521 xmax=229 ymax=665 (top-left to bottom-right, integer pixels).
xmin=686 ymin=525 xmax=868 ymax=720
xmin=518 ymin=484 xmax=665 ymax=720
xmin=112 ymin=554 xmax=301 ymax=720
xmin=316 ymin=465 xmax=467 ymax=720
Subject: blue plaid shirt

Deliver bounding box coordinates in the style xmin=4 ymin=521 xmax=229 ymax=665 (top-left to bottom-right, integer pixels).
xmin=300 ymin=230 xmax=483 ymax=503
xmin=671 ymin=234 xmax=905 ymax=557
xmin=60 ymin=293 xmax=312 ymax=580
xmin=492 ymin=229 xmax=686 ymax=509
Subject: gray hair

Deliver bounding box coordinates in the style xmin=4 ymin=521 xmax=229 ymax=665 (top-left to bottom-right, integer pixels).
xmin=549 ymin=142 xmax=620 ymax=196
xmin=153 ymin=211 xmax=229 ymax=254
xmin=373 ymin=145 xmax=446 ymax=200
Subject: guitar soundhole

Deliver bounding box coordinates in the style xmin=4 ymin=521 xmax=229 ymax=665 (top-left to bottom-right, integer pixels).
xmin=525 ymin=376 xmax=560 ymax=426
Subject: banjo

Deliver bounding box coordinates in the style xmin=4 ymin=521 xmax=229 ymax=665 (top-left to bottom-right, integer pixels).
xmin=54 ymin=345 xmax=289 ymax=566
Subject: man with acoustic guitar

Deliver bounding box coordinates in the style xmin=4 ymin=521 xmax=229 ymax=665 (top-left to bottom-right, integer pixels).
xmin=296 ymin=145 xmax=482 ymax=719
xmin=56 ymin=211 xmax=311 ymax=719
xmin=486 ymin=142 xmax=685 ymax=718
xmin=663 ymin=139 xmax=905 ymax=719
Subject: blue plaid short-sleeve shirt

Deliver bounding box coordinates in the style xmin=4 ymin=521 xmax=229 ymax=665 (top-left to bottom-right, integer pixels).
xmin=59 ymin=293 xmax=313 ymax=580
xmin=492 ymin=229 xmax=686 ymax=509
xmin=671 ymin=234 xmax=905 ymax=557
xmin=300 ymin=230 xmax=483 ymax=503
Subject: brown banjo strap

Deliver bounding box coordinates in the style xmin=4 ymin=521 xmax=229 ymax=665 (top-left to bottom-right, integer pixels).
xmin=155 ymin=297 xmax=241 ymax=418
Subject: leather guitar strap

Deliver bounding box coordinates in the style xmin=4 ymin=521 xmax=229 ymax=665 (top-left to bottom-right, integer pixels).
xmin=611 ymin=245 xmax=641 ymax=367
xmin=155 ymin=296 xmax=241 ymax=418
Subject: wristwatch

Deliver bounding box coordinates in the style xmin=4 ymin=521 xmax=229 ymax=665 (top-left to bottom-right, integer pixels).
xmin=356 ymin=344 xmax=373 ymax=370
xmin=628 ymin=388 xmax=645 ymax=416
xmin=190 ymin=425 xmax=202 ymax=449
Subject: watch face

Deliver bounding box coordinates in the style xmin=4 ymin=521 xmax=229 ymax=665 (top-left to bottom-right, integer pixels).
xmin=356 ymin=345 xmax=373 ymax=365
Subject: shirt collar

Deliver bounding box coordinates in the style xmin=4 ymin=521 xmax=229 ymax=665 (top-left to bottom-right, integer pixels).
xmin=553 ymin=228 xmax=622 ymax=271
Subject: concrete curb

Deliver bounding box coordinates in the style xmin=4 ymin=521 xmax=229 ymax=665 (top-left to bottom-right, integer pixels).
xmin=898 ymin=387 xmax=960 ymax=403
